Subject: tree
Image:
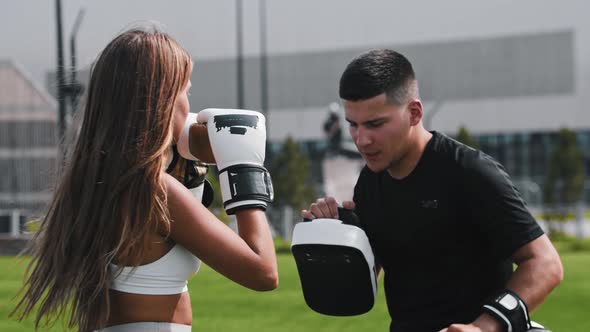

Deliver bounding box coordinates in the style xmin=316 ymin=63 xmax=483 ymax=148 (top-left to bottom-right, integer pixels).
xmin=543 ymin=128 xmax=585 ymax=234
xmin=455 ymin=126 xmax=480 ymax=149
xmin=269 ymin=136 xmax=316 ymax=209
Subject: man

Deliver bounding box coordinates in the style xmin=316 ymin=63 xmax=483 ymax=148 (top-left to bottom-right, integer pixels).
xmin=323 ymin=107 xmax=343 ymax=154
xmin=301 ymin=49 xmax=563 ymax=332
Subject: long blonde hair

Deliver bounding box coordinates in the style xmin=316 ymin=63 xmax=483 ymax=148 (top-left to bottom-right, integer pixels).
xmin=12 ymin=26 xmax=192 ymax=331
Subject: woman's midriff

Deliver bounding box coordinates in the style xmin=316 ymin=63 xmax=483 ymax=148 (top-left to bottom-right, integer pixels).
xmin=107 ymin=235 xmax=192 ymax=327
xmin=107 ymin=290 xmax=193 ymax=326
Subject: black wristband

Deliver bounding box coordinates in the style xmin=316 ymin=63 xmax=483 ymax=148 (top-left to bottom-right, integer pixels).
xmin=219 ymin=164 xmax=273 ymax=204
xmin=482 ymin=289 xmax=531 ymax=332
xmin=219 ymin=164 xmax=274 ymax=214
xmin=201 ymin=179 xmax=214 ymax=208
xmin=166 ymin=145 xmax=208 ymax=189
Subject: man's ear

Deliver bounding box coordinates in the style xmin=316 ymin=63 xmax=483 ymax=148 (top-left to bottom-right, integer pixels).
xmin=408 ymin=99 xmax=423 ymax=126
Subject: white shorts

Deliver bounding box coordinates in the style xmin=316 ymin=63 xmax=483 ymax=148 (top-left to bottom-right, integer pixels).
xmin=96 ymin=322 xmax=191 ymax=332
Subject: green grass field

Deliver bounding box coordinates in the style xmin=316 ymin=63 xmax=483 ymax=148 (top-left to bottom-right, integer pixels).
xmin=1 ymin=251 xmax=588 ymax=331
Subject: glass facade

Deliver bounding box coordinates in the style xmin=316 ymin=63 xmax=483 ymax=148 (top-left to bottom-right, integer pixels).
xmin=475 ymin=130 xmax=590 ymax=206
xmin=273 ymin=129 xmax=590 ymax=210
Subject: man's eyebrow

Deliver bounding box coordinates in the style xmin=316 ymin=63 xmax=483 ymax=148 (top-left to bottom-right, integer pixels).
xmin=345 ymin=116 xmax=387 ymax=125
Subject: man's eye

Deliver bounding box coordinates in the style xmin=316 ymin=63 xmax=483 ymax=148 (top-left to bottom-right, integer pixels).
xmin=367 ymin=122 xmax=382 ymax=128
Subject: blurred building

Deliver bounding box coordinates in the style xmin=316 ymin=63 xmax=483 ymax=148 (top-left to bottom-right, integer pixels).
xmin=46 ymin=3 xmax=590 ymax=207
xmin=0 ymin=60 xmax=57 ymax=236
xmin=156 ymin=30 xmax=582 ymax=207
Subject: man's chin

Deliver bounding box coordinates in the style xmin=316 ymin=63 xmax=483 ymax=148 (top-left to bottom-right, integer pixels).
xmin=365 ymin=161 xmax=387 ymax=173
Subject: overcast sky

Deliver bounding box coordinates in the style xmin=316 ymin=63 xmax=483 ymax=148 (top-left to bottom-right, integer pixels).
xmin=1 ymin=0 xmax=587 ymax=85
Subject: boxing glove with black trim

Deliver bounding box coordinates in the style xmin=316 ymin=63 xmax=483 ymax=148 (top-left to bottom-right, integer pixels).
xmin=197 ymin=108 xmax=273 ymax=214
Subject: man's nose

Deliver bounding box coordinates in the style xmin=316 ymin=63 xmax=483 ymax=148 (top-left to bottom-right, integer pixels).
xmin=354 ymin=127 xmax=372 ymax=147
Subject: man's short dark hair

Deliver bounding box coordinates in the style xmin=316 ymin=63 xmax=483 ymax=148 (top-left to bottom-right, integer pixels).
xmin=339 ymin=49 xmax=417 ymax=105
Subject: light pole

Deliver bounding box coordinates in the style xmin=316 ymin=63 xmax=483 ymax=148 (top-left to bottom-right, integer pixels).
xmin=259 ymin=0 xmax=271 ymax=164
xmin=54 ymin=0 xmax=66 ymax=149
xmin=67 ymin=6 xmax=86 ymax=117
xmin=236 ymin=0 xmax=245 ymax=109
xmin=423 ymin=100 xmax=444 ymax=131
xmin=259 ymin=0 xmax=268 ymax=117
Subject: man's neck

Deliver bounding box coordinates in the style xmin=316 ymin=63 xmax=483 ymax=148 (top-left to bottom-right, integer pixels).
xmin=387 ymin=128 xmax=433 ymax=179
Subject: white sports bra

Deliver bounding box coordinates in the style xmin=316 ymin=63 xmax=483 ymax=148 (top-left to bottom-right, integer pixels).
xmin=109 ymin=244 xmax=201 ymax=295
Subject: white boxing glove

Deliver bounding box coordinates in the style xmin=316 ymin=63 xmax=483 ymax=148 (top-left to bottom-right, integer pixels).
xmin=197 ymin=108 xmax=274 ymax=214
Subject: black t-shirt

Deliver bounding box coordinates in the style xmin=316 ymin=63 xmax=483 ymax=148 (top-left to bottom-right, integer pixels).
xmin=353 ymin=131 xmax=543 ymax=332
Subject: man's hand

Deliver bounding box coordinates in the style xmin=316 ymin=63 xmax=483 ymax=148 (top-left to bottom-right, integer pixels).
xmin=439 ymin=313 xmax=502 ymax=332
xmin=439 ymin=324 xmax=482 ymax=332
xmin=301 ymin=196 xmax=355 ymax=220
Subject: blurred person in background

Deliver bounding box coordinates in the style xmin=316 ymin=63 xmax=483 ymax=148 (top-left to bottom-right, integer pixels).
xmin=323 ymin=103 xmax=343 ymax=155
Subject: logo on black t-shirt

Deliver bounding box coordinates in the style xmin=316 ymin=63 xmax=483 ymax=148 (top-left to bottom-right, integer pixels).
xmin=420 ymin=199 xmax=438 ymax=209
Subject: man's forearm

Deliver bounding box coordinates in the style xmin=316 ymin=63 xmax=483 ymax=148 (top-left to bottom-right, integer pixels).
xmin=506 ymin=248 xmax=563 ymax=312
xmin=471 ymin=235 xmax=563 ymax=332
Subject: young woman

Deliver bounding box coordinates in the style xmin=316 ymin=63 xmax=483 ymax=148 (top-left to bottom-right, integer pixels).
xmin=12 ymin=26 xmax=278 ymax=332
